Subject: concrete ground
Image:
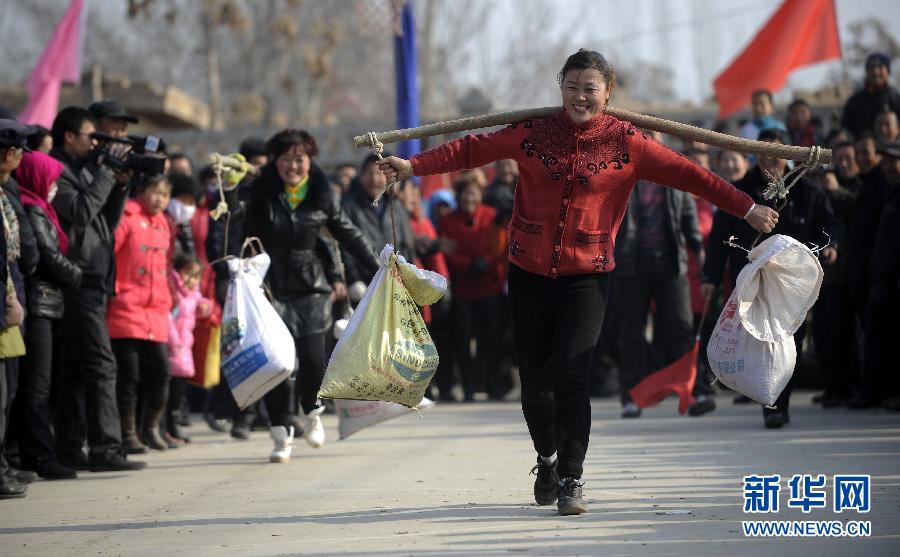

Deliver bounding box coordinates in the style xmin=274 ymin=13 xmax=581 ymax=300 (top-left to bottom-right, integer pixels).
xmin=2 ymin=392 xmax=899 ymax=556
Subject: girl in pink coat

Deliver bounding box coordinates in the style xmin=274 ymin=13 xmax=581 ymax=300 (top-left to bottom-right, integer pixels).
xmin=166 ymin=254 xmax=211 ymax=444
xmin=107 ymin=176 xmax=173 ymax=452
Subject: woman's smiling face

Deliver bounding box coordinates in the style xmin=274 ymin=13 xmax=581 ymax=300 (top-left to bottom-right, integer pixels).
xmin=561 ymin=68 xmax=610 ymax=125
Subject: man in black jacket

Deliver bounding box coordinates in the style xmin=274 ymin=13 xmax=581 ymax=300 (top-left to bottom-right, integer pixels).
xmin=702 ymin=129 xmax=841 ymax=429
xmin=841 ymin=53 xmax=900 ymax=138
xmin=614 ymin=178 xmax=714 ymax=418
xmin=341 ymin=153 xmax=415 ymax=285
xmin=810 ymin=146 xmax=862 ymax=408
xmin=49 ymin=107 xmax=145 ymax=471
xmin=853 ymin=142 xmax=900 ymax=410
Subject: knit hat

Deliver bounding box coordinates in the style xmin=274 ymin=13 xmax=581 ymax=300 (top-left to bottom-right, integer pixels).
xmin=866 ymin=53 xmax=891 ymax=73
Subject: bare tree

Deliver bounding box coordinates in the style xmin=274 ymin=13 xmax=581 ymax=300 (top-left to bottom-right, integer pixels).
xmin=116 ymin=0 xmax=397 ymax=126
xmin=616 ymin=60 xmax=676 ymax=103
xmin=419 ymin=0 xmax=581 ymax=114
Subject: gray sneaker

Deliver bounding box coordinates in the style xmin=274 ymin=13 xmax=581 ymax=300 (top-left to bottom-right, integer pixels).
xmin=688 ymin=394 xmax=717 ymax=417
xmin=621 ymin=402 xmax=642 ymax=419
xmin=530 ymin=456 xmax=559 ymax=505
xmin=557 ymin=477 xmax=588 ymax=515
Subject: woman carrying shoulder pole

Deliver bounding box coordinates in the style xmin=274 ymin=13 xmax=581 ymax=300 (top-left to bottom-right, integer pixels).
xmin=377 ymin=50 xmax=777 ymax=516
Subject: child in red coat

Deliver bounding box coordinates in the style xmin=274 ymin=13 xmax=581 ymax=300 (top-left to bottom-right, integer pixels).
xmin=107 ymin=176 xmax=173 ymax=452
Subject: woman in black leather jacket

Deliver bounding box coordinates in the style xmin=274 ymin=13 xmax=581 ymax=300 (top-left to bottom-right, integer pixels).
xmin=14 ymin=151 xmax=82 ymax=479
xmin=232 ymin=129 xmax=378 ymax=462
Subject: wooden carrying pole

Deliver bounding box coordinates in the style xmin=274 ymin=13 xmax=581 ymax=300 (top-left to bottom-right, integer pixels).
xmin=353 ymin=106 xmax=831 ymax=164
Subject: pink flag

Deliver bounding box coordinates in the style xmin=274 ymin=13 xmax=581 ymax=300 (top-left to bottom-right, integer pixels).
xmin=19 ymin=0 xmax=84 ymax=127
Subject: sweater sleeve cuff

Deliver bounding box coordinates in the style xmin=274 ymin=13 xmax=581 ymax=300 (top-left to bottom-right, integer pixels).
xmin=409 ymin=155 xmax=424 ymax=177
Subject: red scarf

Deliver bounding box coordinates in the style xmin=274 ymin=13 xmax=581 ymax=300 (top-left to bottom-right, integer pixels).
xmin=16 ymin=152 xmax=69 ymax=254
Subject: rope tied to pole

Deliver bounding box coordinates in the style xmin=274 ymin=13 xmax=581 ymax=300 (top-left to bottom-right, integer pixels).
xmin=746 ymin=145 xmax=823 ymax=251
xmin=762 ymin=145 xmax=822 ymax=202
xmin=365 ymin=131 xmax=399 ymax=249
xmin=207 ymin=155 xmax=233 ymax=269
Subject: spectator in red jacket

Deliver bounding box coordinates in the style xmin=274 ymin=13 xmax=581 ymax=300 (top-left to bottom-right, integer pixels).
xmin=377 ymin=49 xmax=775 ymax=515
xmin=440 ymin=177 xmax=506 ymax=402
xmin=399 ymin=178 xmax=450 ymax=322
xmin=400 ymin=179 xmax=457 ymax=401
xmin=107 ymin=175 xmax=173 ymax=453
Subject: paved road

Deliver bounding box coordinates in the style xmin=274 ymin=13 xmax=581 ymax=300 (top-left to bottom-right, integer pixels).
xmin=2 ymin=393 xmax=899 ymax=556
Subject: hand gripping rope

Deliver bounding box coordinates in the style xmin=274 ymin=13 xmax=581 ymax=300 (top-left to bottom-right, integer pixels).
xmin=365 ymin=131 xmax=399 ymax=248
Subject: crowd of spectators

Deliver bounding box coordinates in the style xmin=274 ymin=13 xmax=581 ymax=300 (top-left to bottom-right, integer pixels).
xmin=0 ymin=52 xmax=897 ymax=499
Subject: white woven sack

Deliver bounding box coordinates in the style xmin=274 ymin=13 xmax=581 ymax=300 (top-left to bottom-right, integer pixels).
xmin=334 ymin=398 xmax=434 ymax=439
xmin=708 ymin=235 xmax=823 ymax=406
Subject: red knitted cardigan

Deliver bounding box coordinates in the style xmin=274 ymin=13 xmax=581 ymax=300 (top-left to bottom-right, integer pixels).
xmin=411 ymin=110 xmax=753 ymax=277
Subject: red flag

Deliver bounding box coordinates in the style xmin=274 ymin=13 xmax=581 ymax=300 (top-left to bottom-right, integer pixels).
xmin=713 ymin=0 xmax=841 ymax=118
xmin=19 ymin=0 xmax=84 ymax=127
xmin=629 ymin=341 xmax=699 ymax=415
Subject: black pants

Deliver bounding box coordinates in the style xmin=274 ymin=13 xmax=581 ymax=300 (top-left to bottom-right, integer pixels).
xmin=453 ymin=295 xmax=504 ymax=399
xmin=206 ymin=381 xmax=254 ymax=428
xmin=428 ymin=301 xmax=456 ymax=400
xmin=508 ymin=264 xmax=610 ymax=479
xmin=616 ymin=254 xmax=694 ymax=403
xmin=0 ymin=360 xmax=10 ymax=478
xmin=57 ymin=287 xmax=122 ymax=460
xmin=861 ymin=284 xmax=900 ymax=400
xmin=111 ymin=339 xmax=171 ymax=410
xmin=812 ymin=283 xmax=857 ymax=399
xmin=3 ymin=357 xmax=20 ymax=459
xmin=266 ymin=332 xmax=326 ymax=428
xmin=167 ymin=377 xmax=188 ymax=423
xmin=13 ymin=317 xmax=60 ymax=467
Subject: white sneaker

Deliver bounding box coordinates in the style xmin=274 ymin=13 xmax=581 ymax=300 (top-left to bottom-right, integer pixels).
xmin=302 ymin=406 xmax=326 ymax=448
xmin=270 ymin=425 xmax=294 ymax=463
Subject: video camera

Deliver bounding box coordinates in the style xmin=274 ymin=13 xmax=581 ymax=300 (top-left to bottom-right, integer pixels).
xmin=91 ymin=132 xmax=168 ymax=176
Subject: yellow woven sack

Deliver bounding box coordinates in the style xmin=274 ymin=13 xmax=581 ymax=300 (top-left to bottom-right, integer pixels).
xmin=318 ymin=245 xmax=447 ymax=408
xmin=0 ymin=275 xmax=25 ymax=358
xmin=0 ymin=325 xmax=26 ymax=358
xmin=204 ymin=325 xmax=222 ymax=387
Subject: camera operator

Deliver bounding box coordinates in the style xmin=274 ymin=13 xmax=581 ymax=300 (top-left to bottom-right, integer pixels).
xmin=49 ymin=106 xmax=146 ymax=472
xmin=88 ymin=100 xmax=137 ymax=140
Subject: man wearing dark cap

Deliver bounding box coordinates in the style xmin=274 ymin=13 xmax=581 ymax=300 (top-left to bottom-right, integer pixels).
xmin=49 ymin=106 xmax=145 ymax=472
xmin=701 ymin=128 xmax=842 ymax=429
xmin=0 ymin=119 xmax=29 ymax=498
xmin=1 ymin=117 xmax=41 ymax=484
xmin=88 ymin=100 xmax=138 ymax=140
xmin=852 ymin=142 xmax=900 ymax=411
xmin=238 ymin=137 xmax=268 ymax=170
xmin=841 ymin=53 xmax=900 ymax=138
xmin=0 ymin=107 xmax=19 ymax=121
